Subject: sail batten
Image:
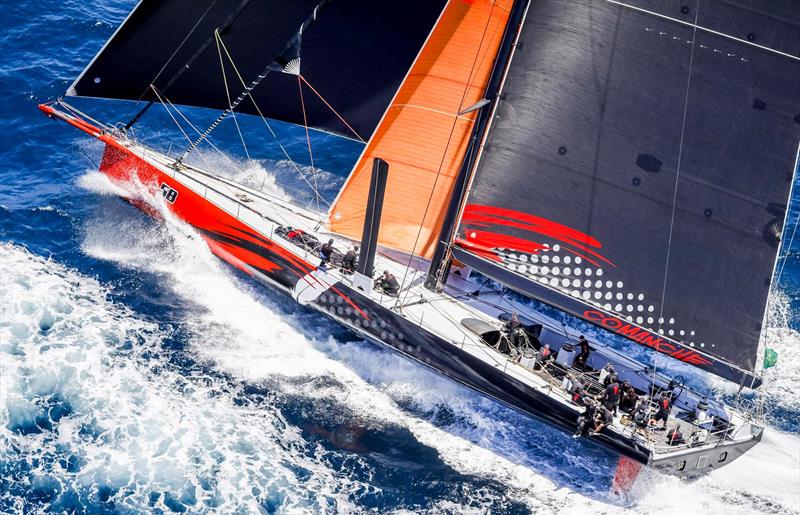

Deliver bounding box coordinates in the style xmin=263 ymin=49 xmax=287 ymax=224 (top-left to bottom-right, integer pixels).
xmin=68 ymin=0 xmax=448 ymax=140
xmin=454 ymin=0 xmax=800 ymax=383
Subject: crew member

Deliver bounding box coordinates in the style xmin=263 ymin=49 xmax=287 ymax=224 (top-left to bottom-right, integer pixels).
xmin=632 ymin=396 xmax=651 ymax=432
xmin=601 ymin=377 xmax=621 ymax=415
xmin=573 ymin=398 xmax=597 ymax=438
xmin=534 ymin=344 xmax=553 ymax=370
xmin=341 ymin=245 xmax=359 ymax=274
xmin=506 ymin=312 xmax=526 ymax=349
xmin=374 ymin=270 xmax=400 ymax=296
xmin=567 ymin=375 xmax=586 ymax=405
xmin=573 ymin=335 xmax=591 ymax=368
xmin=319 ymin=238 xmax=335 ymax=269
xmin=286 ymin=227 xmax=303 ymax=240
xmin=591 ymin=406 xmax=614 ymax=435
xmin=599 ymin=363 xmax=616 ymax=387
xmin=619 ymin=380 xmax=638 ymax=413
xmin=650 ymin=392 xmax=672 ymax=429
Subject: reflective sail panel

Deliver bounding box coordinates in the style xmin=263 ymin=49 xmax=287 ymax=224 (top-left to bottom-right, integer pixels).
xmin=327 ymin=0 xmax=514 ymax=258
xmin=68 ymin=0 xmax=447 ymax=140
xmin=456 ymin=0 xmax=800 ymax=382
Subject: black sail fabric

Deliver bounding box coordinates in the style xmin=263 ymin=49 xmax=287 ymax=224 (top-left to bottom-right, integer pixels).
xmin=68 ymin=0 xmax=447 ymax=140
xmin=456 ymin=0 xmax=800 ymax=384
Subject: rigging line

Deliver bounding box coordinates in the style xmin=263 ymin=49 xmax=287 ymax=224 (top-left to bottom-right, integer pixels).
xmin=654 ymin=1 xmax=701 ymax=387
xmin=165 ymin=96 xmax=233 ymax=160
xmin=182 ymin=28 xmax=262 ymax=162
xmin=151 ymin=86 xmax=221 ymax=174
xmin=165 ymin=89 xmax=300 ymax=222
xmin=159 ymin=82 xmax=248 ymax=172
xmin=151 ymin=85 xmax=197 ymax=150
xmin=180 ymin=0 xmax=335 ymax=152
xmin=151 ymin=90 xmax=224 ymax=178
xmin=166 ymin=95 xmax=290 ymax=223
xmin=215 ymin=30 xmax=250 ymax=161
xmin=298 ymin=76 xmax=321 ymax=214
xmin=58 ymin=100 xmax=115 ymax=132
xmin=155 ymin=87 xmax=292 ymax=227
xmin=216 ymin=32 xmax=330 ymax=210
xmin=298 ymin=75 xmax=365 ymax=143
xmin=397 ymin=1 xmax=500 ymax=306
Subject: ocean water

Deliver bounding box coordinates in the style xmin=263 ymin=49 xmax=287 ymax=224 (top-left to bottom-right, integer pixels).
xmin=1 ymin=1 xmax=799 ymax=513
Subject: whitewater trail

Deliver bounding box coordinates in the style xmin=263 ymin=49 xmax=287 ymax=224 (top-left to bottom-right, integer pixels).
xmin=69 ymin=169 xmax=800 ymax=513
xmin=0 ymin=243 xmax=366 ymax=513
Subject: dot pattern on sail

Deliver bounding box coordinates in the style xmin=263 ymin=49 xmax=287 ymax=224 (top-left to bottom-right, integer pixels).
xmin=500 ymin=244 xmax=706 ymax=347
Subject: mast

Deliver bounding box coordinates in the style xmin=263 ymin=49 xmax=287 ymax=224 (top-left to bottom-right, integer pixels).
xmin=425 ymin=0 xmax=529 ymax=291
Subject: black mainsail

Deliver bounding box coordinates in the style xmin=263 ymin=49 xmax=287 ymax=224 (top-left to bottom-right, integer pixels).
xmin=67 ymin=0 xmax=448 ymax=140
xmin=450 ymin=0 xmax=800 ymax=385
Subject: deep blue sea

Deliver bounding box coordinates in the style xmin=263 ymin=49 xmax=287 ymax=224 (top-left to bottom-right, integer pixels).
xmin=1 ymin=1 xmax=799 ymax=513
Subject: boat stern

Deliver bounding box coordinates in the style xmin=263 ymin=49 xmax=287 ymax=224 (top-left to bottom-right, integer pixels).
xmin=649 ymin=421 xmax=764 ymax=477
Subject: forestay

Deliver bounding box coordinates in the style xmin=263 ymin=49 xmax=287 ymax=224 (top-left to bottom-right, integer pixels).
xmin=453 ymin=0 xmax=800 ymax=385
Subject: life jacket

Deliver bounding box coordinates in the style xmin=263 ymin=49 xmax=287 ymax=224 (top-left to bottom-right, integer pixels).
xmin=660 ymin=397 xmax=670 ymax=411
xmin=667 ymin=428 xmax=684 ymax=445
xmin=606 ymin=383 xmax=620 ymax=402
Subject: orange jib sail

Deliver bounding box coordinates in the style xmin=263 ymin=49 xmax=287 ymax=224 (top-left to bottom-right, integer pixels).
xmin=327 ymin=0 xmax=513 ymax=259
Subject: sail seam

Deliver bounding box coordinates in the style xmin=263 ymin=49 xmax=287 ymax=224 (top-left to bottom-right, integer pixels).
xmin=390 ymin=103 xmax=478 ymax=121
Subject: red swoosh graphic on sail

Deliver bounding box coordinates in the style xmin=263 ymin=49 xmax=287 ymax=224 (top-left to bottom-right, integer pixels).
xmin=460 ymin=204 xmax=616 ymax=268
xmin=455 ymin=231 xmax=548 ymax=262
